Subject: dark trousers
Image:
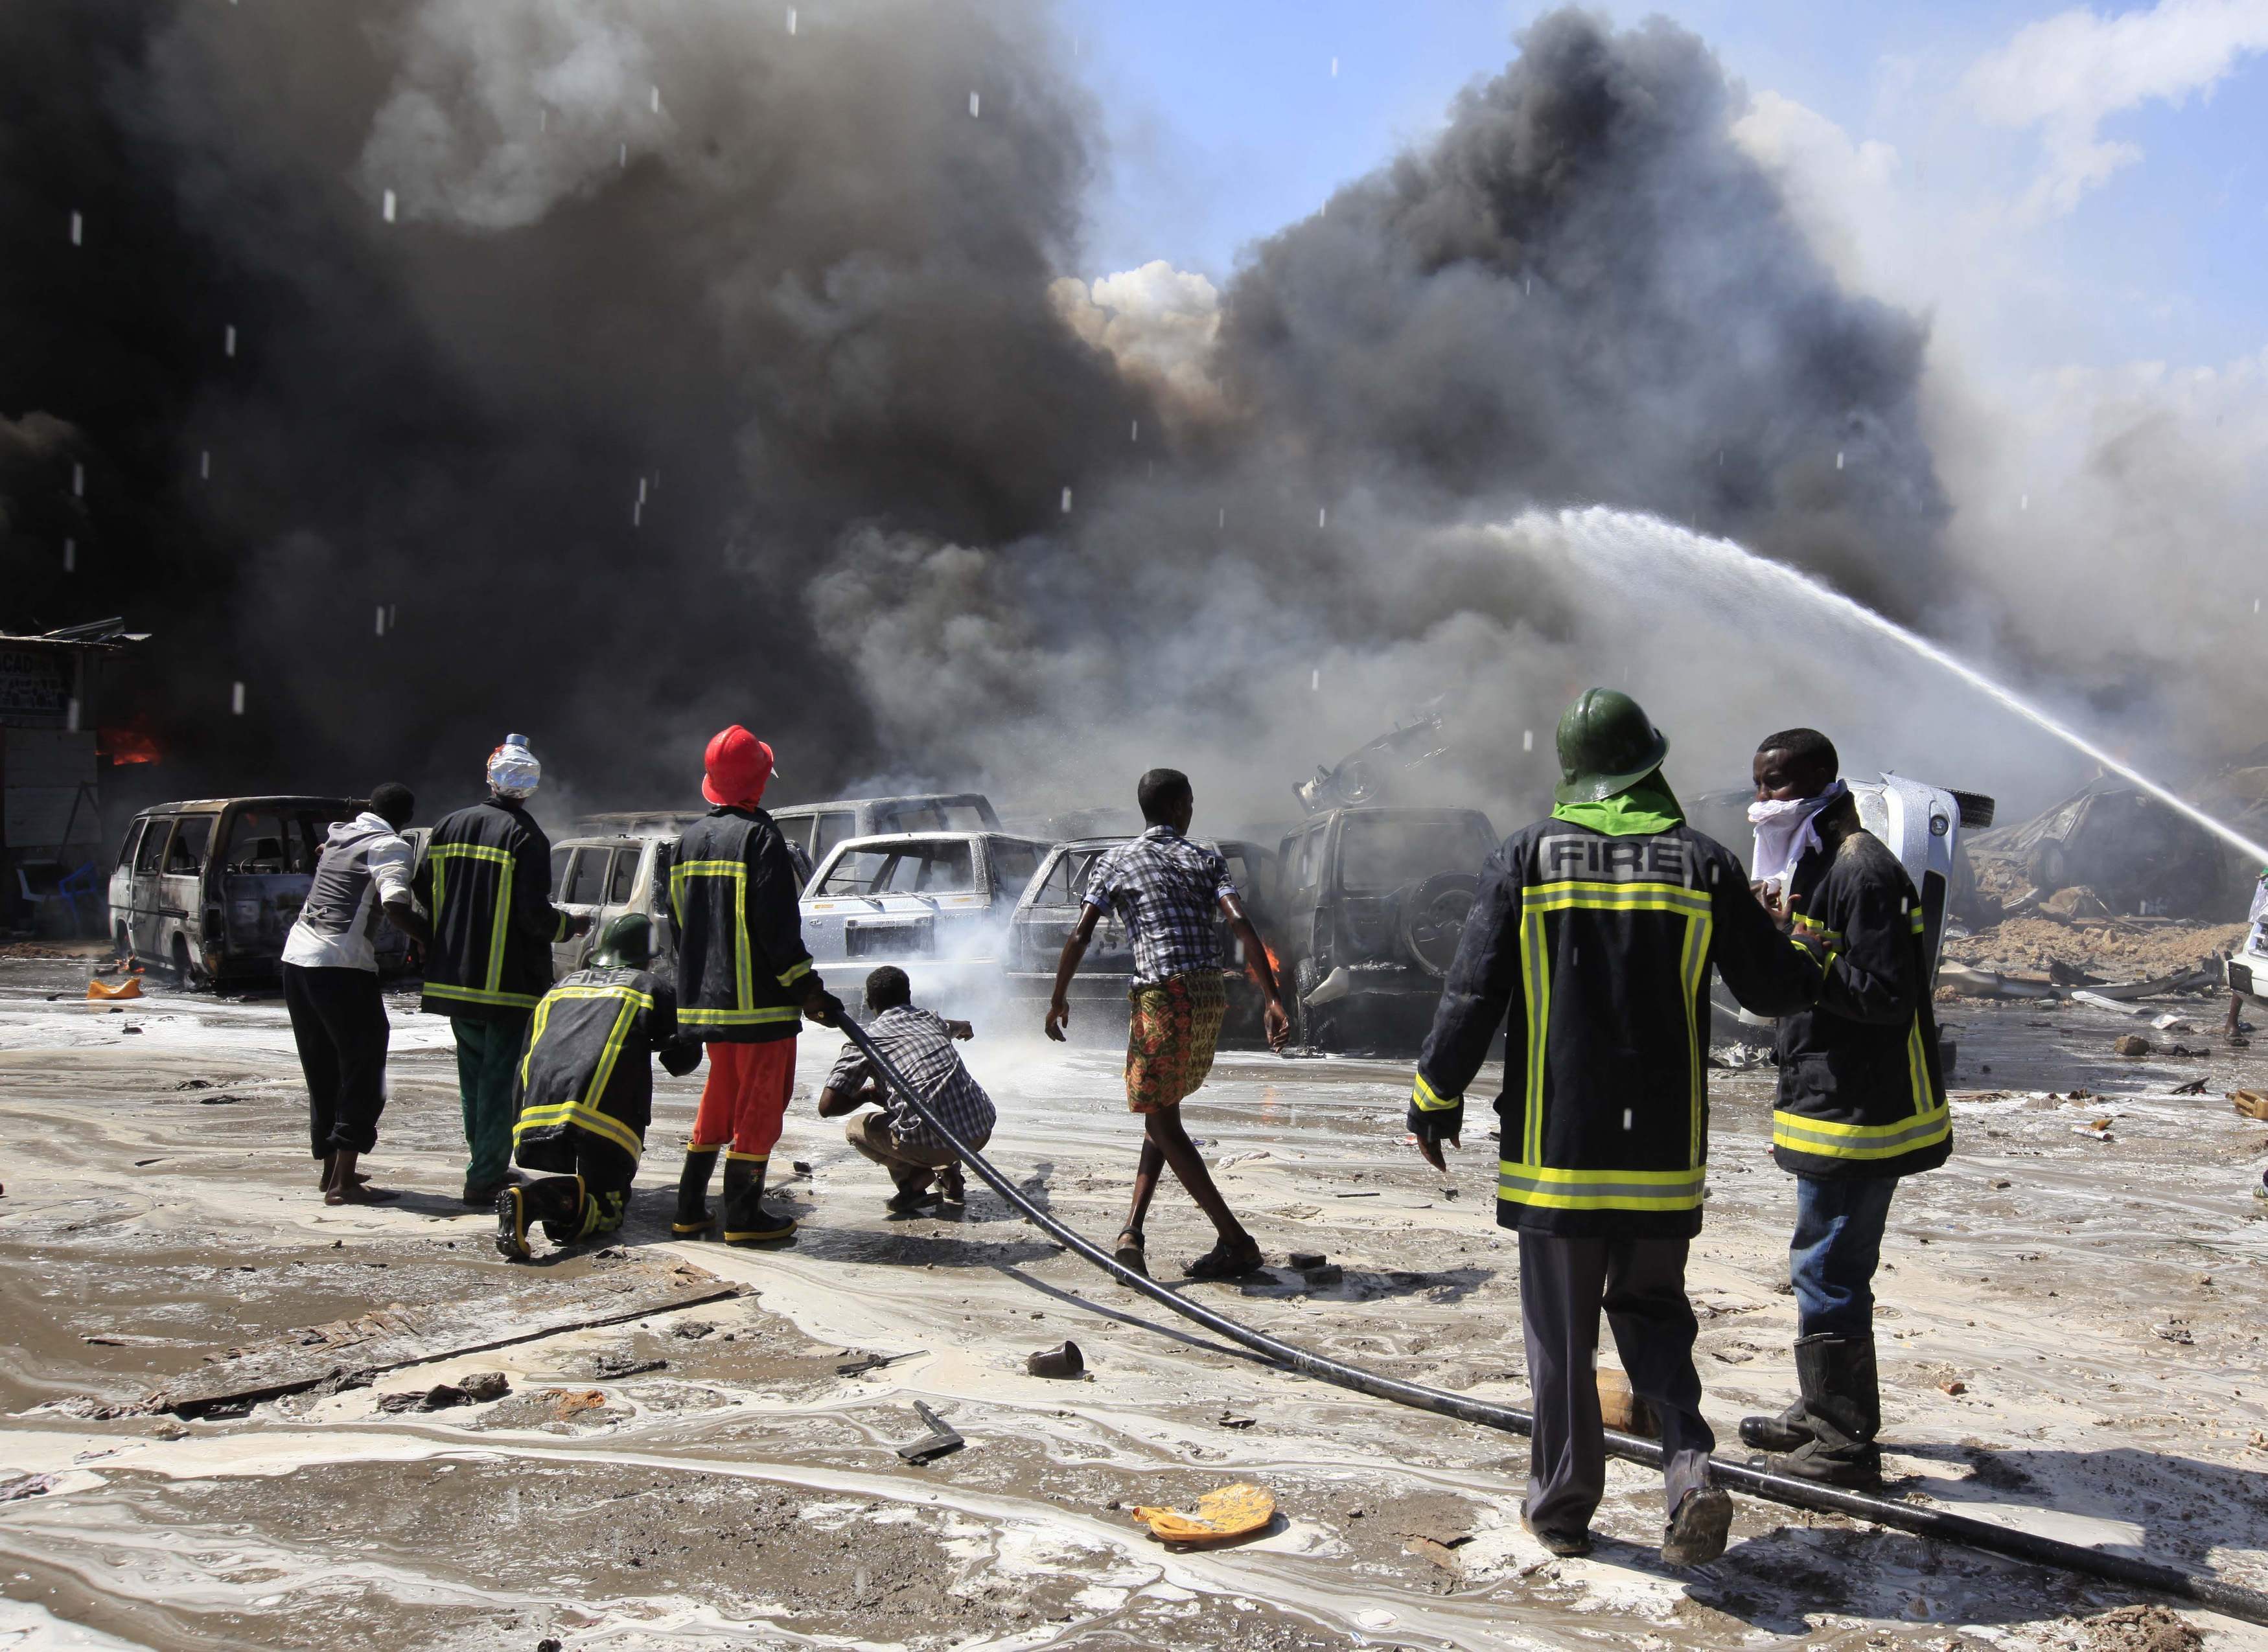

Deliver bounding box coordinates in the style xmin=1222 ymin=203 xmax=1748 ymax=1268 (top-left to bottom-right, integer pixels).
xmin=1518 ymin=1232 xmax=1715 ymax=1534
xmin=283 ymin=963 xmax=390 ymax=1158
xmin=452 ymin=1015 xmax=528 ymax=1192
xmin=1790 ymin=1175 xmax=1897 ymax=1338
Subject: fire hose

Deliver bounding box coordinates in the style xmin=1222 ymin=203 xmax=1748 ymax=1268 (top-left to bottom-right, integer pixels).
xmin=832 ymin=1018 xmax=2268 ymax=1627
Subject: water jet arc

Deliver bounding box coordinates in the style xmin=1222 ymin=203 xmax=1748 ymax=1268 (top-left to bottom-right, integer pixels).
xmin=835 ymin=1017 xmax=2268 ymax=1627
xmin=1537 ymin=507 xmax=2268 ymax=869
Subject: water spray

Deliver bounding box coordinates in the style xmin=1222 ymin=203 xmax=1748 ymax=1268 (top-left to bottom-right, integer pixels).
xmin=1529 ymin=507 xmax=2268 ymax=869
xmin=833 ymin=1017 xmax=2268 ymax=1628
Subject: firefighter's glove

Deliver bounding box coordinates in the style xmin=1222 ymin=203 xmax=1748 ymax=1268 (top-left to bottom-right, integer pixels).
xmin=1407 ymin=1072 xmax=1465 ymax=1172
xmin=804 ymin=988 xmax=848 ymax=1028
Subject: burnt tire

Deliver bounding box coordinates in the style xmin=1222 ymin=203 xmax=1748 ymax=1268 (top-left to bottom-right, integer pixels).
xmin=1398 ymin=873 xmax=1479 ymax=979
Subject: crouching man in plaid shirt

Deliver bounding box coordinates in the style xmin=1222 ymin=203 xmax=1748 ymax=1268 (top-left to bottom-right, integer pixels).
xmin=1046 ymin=767 xmax=1291 ymax=1281
xmin=818 ymin=967 xmax=995 ymax=1214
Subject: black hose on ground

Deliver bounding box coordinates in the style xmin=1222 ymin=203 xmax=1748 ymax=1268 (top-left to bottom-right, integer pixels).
xmin=833 ymin=1019 xmax=2268 ymax=1628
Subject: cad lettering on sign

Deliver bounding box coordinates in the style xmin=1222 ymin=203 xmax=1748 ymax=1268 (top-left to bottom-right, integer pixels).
xmin=0 ymin=649 xmax=69 ymax=720
xmin=1537 ymin=834 xmax=1691 ymax=884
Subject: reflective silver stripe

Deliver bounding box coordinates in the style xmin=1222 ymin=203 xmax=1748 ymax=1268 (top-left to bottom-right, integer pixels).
xmin=1772 ymin=1110 xmax=1949 ymax=1153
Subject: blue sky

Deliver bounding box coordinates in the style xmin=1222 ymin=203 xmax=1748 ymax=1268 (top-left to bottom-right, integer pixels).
xmin=1063 ymin=1 xmax=2268 ymax=375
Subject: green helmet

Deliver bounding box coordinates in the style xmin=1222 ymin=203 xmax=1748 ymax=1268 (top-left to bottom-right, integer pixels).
xmin=1554 ymin=688 xmax=1670 ymax=805
xmin=589 ymin=912 xmax=654 ymax=970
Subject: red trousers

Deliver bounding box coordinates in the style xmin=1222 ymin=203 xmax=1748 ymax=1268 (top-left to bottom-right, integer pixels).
xmin=689 ymin=1039 xmax=798 ymax=1162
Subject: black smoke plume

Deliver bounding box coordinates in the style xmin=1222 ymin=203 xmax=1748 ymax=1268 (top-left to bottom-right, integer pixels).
xmin=0 ymin=3 xmax=1945 ymax=824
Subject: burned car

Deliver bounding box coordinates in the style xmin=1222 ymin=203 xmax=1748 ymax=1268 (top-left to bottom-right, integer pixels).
xmin=110 ymin=796 xmax=375 ymax=984
xmin=769 ymin=794 xmax=1002 ymax=884
xmin=548 ymin=831 xmax=679 ymax=978
xmin=1004 ymin=836 xmax=1281 ymax=1035
xmin=1274 ymin=806 xmax=1498 ymax=1051
xmin=799 ymin=830 xmax=1048 ymax=1005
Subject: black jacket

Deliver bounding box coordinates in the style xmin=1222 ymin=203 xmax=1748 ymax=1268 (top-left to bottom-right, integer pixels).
xmin=1771 ymin=809 xmax=1950 ymax=1179
xmin=1411 ymin=819 xmax=1823 ymax=1239
xmin=414 ymin=799 xmax=573 ymax=1022
xmin=669 ymin=806 xmax=816 ymax=1043
xmin=511 ymin=965 xmax=701 ymax=1173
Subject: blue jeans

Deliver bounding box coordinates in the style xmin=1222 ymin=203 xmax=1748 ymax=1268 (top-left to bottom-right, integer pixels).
xmin=1790 ymin=1175 xmax=1897 ymax=1338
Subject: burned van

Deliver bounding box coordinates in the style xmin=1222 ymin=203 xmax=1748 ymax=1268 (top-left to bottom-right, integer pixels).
xmin=108 ymin=796 xmax=370 ymax=985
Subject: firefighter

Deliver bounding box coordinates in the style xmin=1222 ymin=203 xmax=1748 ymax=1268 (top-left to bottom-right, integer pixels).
xmin=496 ymin=913 xmax=701 ymax=1261
xmin=413 ymin=734 xmax=590 ymax=1205
xmin=1737 ymin=728 xmax=1952 ymax=1488
xmin=1407 ymin=689 xmax=1825 ymax=1568
xmin=667 ymin=726 xmax=844 ymax=1244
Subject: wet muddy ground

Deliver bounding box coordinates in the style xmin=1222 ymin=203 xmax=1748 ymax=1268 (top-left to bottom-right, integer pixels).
xmin=3 ymin=959 xmax=2267 ymax=1650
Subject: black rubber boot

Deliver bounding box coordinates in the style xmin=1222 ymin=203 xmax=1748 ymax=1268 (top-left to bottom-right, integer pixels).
xmin=1739 ymin=1394 xmax=1814 ymax=1453
xmin=526 ymin=1175 xmax=586 ymax=1246
xmin=1773 ymin=1333 xmax=1882 ymax=1487
xmin=494 ymin=1187 xmax=531 ymax=1261
xmin=672 ymin=1149 xmax=719 ymax=1236
xmin=720 ymin=1158 xmax=796 ymax=1244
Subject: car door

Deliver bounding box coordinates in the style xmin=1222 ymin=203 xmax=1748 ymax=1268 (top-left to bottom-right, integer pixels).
xmin=551 ymin=847 xmax=610 ymax=972
xmin=161 ymin=814 xmax=216 ymax=965
xmin=108 ymin=819 xmax=147 ymax=946
xmin=1280 ymin=821 xmax=1327 ymax=971
xmin=128 ymin=817 xmax=174 ymax=955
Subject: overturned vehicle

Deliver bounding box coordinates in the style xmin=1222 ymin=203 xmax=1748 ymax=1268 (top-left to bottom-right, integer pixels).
xmin=1967 ymin=774 xmax=2250 ymax=919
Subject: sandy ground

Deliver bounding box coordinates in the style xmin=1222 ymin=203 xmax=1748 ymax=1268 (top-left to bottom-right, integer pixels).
xmin=3 ymin=961 xmax=2268 ymax=1651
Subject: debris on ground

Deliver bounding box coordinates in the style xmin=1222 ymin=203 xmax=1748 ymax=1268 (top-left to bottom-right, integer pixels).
xmin=2231 ymin=1091 xmax=2268 ymax=1121
xmin=1131 ymin=1483 xmax=1276 ymax=1545
xmin=0 ymin=1473 xmax=58 ymax=1502
xmin=2114 ymin=1035 xmax=2151 ymax=1057
xmin=86 ymin=978 xmax=142 ymax=1002
xmin=459 ymin=1371 xmax=510 ymax=1402
xmin=378 ymin=1382 xmax=478 ymax=1414
xmin=1026 ymin=1340 xmax=1083 ymax=1378
xmin=587 ymin=1352 xmax=665 ymax=1379
xmin=895 ymin=1399 xmax=964 ymax=1463
xmin=2082 ymin=1601 xmax=2205 ymax=1652
xmin=542 ymin=1389 xmax=608 ymax=1421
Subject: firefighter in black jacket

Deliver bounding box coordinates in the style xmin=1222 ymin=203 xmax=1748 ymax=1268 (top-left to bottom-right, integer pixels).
xmin=496 ymin=913 xmax=702 ymax=1261
xmin=1409 ymin=690 xmax=1825 ymax=1567
xmin=413 ymin=735 xmax=590 ymax=1205
xmin=667 ymin=726 xmax=844 ymax=1245
xmin=1737 ymin=728 xmax=1950 ymax=1488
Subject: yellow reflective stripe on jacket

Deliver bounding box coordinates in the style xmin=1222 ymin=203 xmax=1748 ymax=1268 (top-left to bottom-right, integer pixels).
xmin=1498 ymin=1160 xmax=1707 ymax=1211
xmin=428 ymin=840 xmax=521 ymax=998
xmin=514 ymin=1100 xmax=643 ymax=1160
xmin=679 ymin=1005 xmax=802 ymax=1026
xmin=1525 ymin=880 xmax=1711 ymax=918
xmin=672 ymin=858 xmax=756 ymax=1011
xmin=1678 ymin=904 xmax=1713 ymax=1168
xmin=778 ymin=959 xmax=813 ymax=989
xmin=1791 ymin=912 xmax=1842 ymax=947
xmin=1411 ymin=1071 xmax=1459 ymax=1112
xmin=1518 ymin=897 xmax=1550 ymax=1165
xmin=1771 ymin=1105 xmax=1949 ymax=1160
xmin=424 ymin=980 xmax=542 ymax=1010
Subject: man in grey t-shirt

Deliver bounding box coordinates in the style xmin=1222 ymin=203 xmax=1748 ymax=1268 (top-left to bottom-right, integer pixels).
xmin=281 ymin=783 xmax=429 ymax=1204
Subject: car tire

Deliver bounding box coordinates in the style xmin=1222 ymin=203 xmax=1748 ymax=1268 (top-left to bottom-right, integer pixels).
xmin=1398 ymin=873 xmax=1480 ymax=979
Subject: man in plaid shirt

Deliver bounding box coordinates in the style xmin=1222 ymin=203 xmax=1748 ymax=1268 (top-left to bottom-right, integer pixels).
xmin=1046 ymin=768 xmax=1290 ymax=1280
xmin=818 ymin=967 xmax=995 ymax=1213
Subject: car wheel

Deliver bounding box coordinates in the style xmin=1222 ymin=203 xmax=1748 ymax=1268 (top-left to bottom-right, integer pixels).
xmin=1398 ymin=873 xmax=1479 ymax=978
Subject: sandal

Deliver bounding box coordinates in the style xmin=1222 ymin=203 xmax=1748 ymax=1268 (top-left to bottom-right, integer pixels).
xmin=1112 ymin=1228 xmax=1148 ymax=1277
xmin=1183 ymin=1234 xmax=1264 ymax=1281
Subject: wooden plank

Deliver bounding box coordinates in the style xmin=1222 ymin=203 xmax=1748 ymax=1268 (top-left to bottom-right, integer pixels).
xmin=143 ymin=1258 xmax=739 ymax=1416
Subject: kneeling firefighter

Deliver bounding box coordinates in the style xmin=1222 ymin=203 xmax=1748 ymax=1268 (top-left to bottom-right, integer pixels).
xmin=496 ymin=914 xmax=703 ymax=1261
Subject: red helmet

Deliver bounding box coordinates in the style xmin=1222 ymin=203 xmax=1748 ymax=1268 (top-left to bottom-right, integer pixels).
xmin=702 ymin=725 xmax=775 ymax=809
